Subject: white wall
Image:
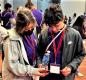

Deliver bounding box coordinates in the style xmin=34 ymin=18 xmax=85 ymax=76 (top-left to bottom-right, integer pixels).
xmin=32 ymin=0 xmax=37 ymax=6
xmin=0 ymin=0 xmax=4 ymax=12
xmin=61 ymin=0 xmax=85 ymax=17
xmin=37 ymin=0 xmax=51 ymax=12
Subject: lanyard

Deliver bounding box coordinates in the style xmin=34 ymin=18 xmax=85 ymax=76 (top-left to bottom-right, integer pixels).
xmin=51 ymin=31 xmax=64 ymax=64
xmin=24 ymin=36 xmax=36 ymax=61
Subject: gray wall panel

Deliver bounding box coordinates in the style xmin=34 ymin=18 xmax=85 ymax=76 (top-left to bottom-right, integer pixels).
xmin=13 ymin=0 xmax=27 ymax=11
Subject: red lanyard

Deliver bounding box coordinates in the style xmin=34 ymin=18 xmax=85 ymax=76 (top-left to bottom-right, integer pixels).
xmin=51 ymin=31 xmax=64 ymax=64
xmin=24 ymin=36 xmax=36 ymax=61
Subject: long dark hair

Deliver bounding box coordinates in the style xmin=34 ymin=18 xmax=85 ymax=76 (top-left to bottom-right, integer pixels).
xmin=73 ymin=15 xmax=86 ymax=38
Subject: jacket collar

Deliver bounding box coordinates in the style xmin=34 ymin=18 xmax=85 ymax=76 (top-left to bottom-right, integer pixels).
xmin=8 ymin=29 xmax=29 ymax=64
xmin=8 ymin=29 xmax=21 ymax=41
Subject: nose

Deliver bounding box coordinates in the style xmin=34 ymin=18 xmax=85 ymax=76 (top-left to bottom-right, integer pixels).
xmin=25 ymin=27 xmax=33 ymax=31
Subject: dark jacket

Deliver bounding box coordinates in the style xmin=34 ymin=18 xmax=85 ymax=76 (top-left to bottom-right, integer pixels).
xmin=38 ymin=26 xmax=85 ymax=80
xmin=1 ymin=10 xmax=16 ymax=29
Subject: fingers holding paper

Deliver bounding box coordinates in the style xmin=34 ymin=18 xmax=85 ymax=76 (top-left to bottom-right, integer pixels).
xmin=61 ymin=66 xmax=72 ymax=77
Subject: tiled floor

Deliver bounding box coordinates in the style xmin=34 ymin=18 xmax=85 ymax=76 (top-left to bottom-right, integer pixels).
xmin=75 ymin=56 xmax=86 ymax=80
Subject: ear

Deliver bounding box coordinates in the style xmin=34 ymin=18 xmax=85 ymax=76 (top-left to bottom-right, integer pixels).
xmin=62 ymin=16 xmax=65 ymax=21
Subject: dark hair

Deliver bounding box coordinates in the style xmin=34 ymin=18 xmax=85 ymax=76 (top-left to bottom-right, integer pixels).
xmin=4 ymin=3 xmax=12 ymax=10
xmin=73 ymin=13 xmax=77 ymax=17
xmin=44 ymin=4 xmax=63 ymax=26
xmin=25 ymin=2 xmax=34 ymax=9
xmin=73 ymin=15 xmax=86 ymax=38
xmin=16 ymin=7 xmax=36 ymax=34
xmin=73 ymin=15 xmax=84 ymax=27
xmin=52 ymin=0 xmax=61 ymax=4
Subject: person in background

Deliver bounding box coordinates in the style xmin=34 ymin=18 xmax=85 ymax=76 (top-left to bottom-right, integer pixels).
xmin=25 ymin=1 xmax=43 ymax=38
xmin=1 ymin=4 xmax=16 ymax=74
xmin=37 ymin=4 xmax=85 ymax=80
xmin=73 ymin=15 xmax=86 ymax=39
xmin=84 ymin=12 xmax=86 ymax=17
xmin=1 ymin=3 xmax=16 ymax=29
xmin=73 ymin=15 xmax=86 ymax=76
xmin=2 ymin=7 xmax=48 ymax=80
xmin=71 ymin=13 xmax=77 ymax=26
xmin=82 ymin=16 xmax=86 ymax=39
xmin=0 ymin=10 xmax=1 ymax=23
xmin=68 ymin=16 xmax=72 ymax=26
xmin=64 ymin=15 xmax=68 ymax=24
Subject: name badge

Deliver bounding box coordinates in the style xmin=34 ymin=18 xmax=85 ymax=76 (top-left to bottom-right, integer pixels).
xmin=50 ymin=64 xmax=60 ymax=74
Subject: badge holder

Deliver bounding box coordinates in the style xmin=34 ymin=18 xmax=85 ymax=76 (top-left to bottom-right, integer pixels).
xmin=50 ymin=64 xmax=60 ymax=74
